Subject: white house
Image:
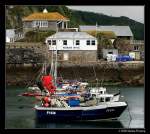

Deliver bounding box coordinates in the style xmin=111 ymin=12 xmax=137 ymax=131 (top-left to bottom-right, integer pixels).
xmin=6 ymin=29 xmax=16 ymax=43
xmin=45 ymin=32 xmax=97 ymax=63
xmin=6 ymin=29 xmax=24 ymax=43
xmin=46 ymin=32 xmax=97 ymax=50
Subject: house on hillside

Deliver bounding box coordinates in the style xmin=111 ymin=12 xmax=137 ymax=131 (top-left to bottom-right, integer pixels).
xmin=130 ymin=40 xmax=144 ymax=60
xmin=6 ymin=29 xmax=24 ymax=43
xmin=79 ymin=25 xmax=134 ymax=40
xmin=22 ymin=9 xmax=70 ymax=33
xmin=45 ymin=32 xmax=97 ymax=63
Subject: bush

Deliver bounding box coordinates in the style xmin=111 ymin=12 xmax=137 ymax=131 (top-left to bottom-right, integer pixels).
xmin=24 ymin=30 xmax=56 ymax=42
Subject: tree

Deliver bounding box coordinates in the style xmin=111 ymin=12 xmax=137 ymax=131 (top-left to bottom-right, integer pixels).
xmin=113 ymin=38 xmax=132 ymax=54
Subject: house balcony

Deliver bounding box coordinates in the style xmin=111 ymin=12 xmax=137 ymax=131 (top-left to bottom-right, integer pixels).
xmin=130 ymin=40 xmax=144 ymax=44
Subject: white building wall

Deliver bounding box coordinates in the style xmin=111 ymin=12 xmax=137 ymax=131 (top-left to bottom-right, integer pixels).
xmin=6 ymin=37 xmax=10 ymax=43
xmin=47 ymin=39 xmax=97 ymax=51
xmin=102 ymin=49 xmax=118 ymax=59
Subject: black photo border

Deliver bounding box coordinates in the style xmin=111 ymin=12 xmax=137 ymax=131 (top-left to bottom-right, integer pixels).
xmin=0 ymin=0 xmax=149 ymax=133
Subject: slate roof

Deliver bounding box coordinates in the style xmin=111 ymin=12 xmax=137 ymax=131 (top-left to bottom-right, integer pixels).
xmin=79 ymin=25 xmax=133 ymax=37
xmin=46 ymin=32 xmax=96 ymax=39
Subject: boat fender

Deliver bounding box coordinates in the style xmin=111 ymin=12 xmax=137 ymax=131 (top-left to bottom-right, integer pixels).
xmin=44 ymin=103 xmax=49 ymax=107
xmin=44 ymin=97 xmax=51 ymax=103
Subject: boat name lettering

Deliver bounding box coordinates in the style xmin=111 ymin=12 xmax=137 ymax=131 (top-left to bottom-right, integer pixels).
xmin=47 ymin=111 xmax=56 ymax=115
xmin=106 ymin=109 xmax=115 ymax=112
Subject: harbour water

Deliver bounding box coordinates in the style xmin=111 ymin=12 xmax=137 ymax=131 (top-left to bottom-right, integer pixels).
xmin=5 ymin=86 xmax=144 ymax=129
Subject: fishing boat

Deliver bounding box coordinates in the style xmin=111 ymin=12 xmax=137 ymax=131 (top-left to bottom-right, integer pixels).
xmin=35 ymin=102 xmax=127 ymax=121
xmin=32 ymin=39 xmax=127 ymax=122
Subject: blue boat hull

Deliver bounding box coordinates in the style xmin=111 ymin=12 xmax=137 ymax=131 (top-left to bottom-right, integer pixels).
xmin=35 ymin=105 xmax=127 ymax=121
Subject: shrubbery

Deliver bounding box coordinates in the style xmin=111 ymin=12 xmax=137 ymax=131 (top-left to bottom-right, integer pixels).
xmin=21 ymin=30 xmax=56 ymax=42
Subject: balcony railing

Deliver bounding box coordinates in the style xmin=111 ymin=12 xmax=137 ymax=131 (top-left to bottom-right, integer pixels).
xmin=130 ymin=40 xmax=144 ymax=44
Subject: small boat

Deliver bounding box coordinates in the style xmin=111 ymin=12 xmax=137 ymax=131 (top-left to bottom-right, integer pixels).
xmin=89 ymin=87 xmax=121 ymax=102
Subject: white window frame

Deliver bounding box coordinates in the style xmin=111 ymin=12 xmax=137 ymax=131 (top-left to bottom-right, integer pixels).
xmin=33 ymin=21 xmax=48 ymax=28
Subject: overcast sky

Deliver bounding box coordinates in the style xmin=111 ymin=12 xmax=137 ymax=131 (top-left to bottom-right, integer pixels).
xmin=67 ymin=6 xmax=144 ymax=23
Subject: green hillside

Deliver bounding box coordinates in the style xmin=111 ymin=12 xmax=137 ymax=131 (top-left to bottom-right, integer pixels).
xmin=6 ymin=5 xmax=144 ymax=40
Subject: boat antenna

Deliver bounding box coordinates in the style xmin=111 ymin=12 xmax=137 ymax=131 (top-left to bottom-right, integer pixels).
xmin=96 ymin=22 xmax=98 ymax=38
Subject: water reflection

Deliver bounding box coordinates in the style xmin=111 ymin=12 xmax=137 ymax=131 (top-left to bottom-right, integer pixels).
xmin=35 ymin=119 xmax=124 ymax=128
xmin=6 ymin=86 xmax=144 ymax=128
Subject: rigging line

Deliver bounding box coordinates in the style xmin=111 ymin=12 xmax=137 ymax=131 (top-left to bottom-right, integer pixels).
xmin=92 ymin=64 xmax=99 ymax=87
xmin=58 ymin=71 xmax=64 ymax=82
xmin=72 ymin=63 xmax=78 ymax=81
xmin=100 ymin=62 xmax=108 ymax=87
xmin=126 ymin=101 xmax=132 ymax=128
xmin=92 ymin=64 xmax=97 ymax=79
xmin=50 ymin=47 xmax=54 ymax=76
xmin=46 ymin=42 xmax=50 ymax=75
xmin=24 ymin=67 xmax=42 ymax=89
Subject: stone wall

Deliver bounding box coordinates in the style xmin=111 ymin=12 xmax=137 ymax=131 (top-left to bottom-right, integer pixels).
xmin=6 ymin=62 xmax=144 ymax=86
xmin=6 ymin=42 xmax=47 ymax=64
xmin=57 ymin=50 xmax=97 ymax=64
xmin=6 ymin=43 xmax=97 ymax=64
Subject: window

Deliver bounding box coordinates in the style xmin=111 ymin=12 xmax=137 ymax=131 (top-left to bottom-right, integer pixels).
xmin=100 ymin=91 xmax=103 ymax=94
xmin=63 ymin=40 xmax=67 ymax=45
xmin=36 ymin=21 xmax=38 ymax=26
xmin=48 ymin=40 xmax=51 ymax=45
xmin=108 ymin=52 xmax=113 ymax=54
xmin=105 ymin=97 xmax=110 ymax=102
xmin=100 ymin=97 xmax=104 ymax=102
xmin=87 ymin=40 xmax=90 ymax=45
xmin=134 ymin=46 xmax=139 ymax=50
xmin=76 ymin=40 xmax=80 ymax=45
xmin=52 ymin=40 xmax=56 ymax=45
xmin=33 ymin=21 xmax=48 ymax=28
xmin=92 ymin=40 xmax=95 ymax=45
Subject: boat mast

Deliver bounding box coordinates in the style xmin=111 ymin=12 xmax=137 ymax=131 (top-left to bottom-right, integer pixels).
xmin=54 ymin=34 xmax=58 ymax=87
